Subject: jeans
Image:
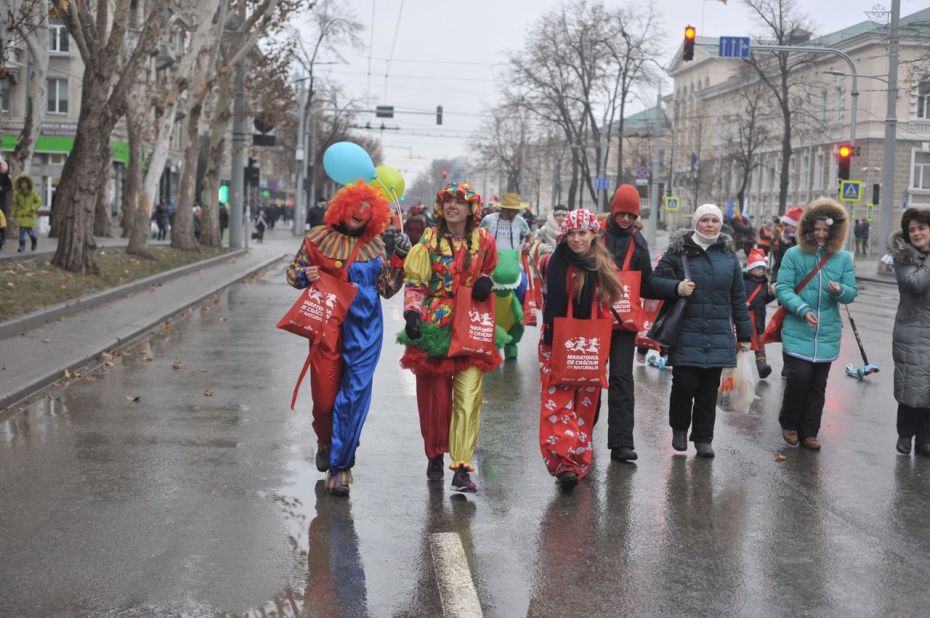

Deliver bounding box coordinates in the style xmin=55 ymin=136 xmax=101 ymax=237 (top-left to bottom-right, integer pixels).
xmin=779 ymin=353 xmax=831 ymax=439
xmin=18 ymin=226 xmax=37 ymax=244
xmin=669 ymin=366 xmax=723 ymax=444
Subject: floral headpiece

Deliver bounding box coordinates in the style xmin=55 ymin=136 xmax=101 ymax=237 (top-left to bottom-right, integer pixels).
xmin=558 ymin=208 xmax=601 ymax=242
xmin=434 ymin=182 xmax=483 ymax=223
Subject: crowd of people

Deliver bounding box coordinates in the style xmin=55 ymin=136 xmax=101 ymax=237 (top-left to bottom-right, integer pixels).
xmin=283 ymin=179 xmax=930 ymax=497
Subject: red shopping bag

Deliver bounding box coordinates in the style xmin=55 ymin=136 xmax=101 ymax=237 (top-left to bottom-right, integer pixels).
xmin=635 ymin=299 xmax=664 ymax=351
xmin=276 ymin=270 xmax=358 ymax=345
xmin=549 ymin=293 xmax=612 ymax=388
xmin=611 ymin=238 xmax=643 ymax=331
xmin=448 ymin=287 xmax=498 ymax=358
xmin=521 ymin=252 xmax=539 ymax=327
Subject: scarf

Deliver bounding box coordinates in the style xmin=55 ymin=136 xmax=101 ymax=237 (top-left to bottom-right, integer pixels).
xmin=692 ymin=230 xmax=719 ymax=251
xmin=604 ymin=216 xmax=635 ymax=266
xmin=542 ymin=242 xmax=598 ymax=345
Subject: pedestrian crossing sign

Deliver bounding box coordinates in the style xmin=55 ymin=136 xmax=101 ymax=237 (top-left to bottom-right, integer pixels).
xmin=664 ymin=195 xmax=681 ymax=211
xmin=839 ymin=180 xmax=862 ymax=203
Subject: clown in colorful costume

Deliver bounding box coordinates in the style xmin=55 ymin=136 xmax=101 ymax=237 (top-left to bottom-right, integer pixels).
xmin=397 ymin=182 xmax=504 ymax=493
xmin=286 ymin=182 xmax=406 ymax=496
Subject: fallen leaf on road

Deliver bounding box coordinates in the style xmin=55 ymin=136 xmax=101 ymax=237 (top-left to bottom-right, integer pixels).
xmin=163 ymin=322 xmax=172 ymax=331
xmin=219 ymin=317 xmax=227 ymax=322
xmin=212 ymin=297 xmax=221 ymax=305
xmin=104 ymin=361 xmax=114 ymax=369
xmin=100 ymin=352 xmax=113 ymax=361
xmin=774 ymin=454 xmax=786 ymax=462
xmin=126 ymin=395 xmax=141 ymax=402
xmin=42 ymin=338 xmax=50 ymax=344
xmin=203 ymin=389 xmax=214 ymax=397
xmin=199 ymin=368 xmax=209 ymax=373
xmin=143 ymin=355 xmax=154 ymax=362
xmin=6 ymin=282 xmax=13 ymax=288
xmin=113 ymin=350 xmax=124 ymax=357
xmin=63 ymin=368 xmax=71 ymax=379
xmin=172 ymin=361 xmax=183 ymax=370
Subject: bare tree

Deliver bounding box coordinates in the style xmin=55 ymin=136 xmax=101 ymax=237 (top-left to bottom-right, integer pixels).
xmin=7 ymin=2 xmax=48 ymax=178
xmin=743 ymin=0 xmax=815 ymax=215
xmin=49 ymin=0 xmax=171 ymax=273
xmin=473 ymin=99 xmax=535 ymax=194
xmin=725 ymin=80 xmax=772 ymax=209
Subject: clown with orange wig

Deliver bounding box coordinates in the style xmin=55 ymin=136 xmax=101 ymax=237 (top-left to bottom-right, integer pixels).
xmin=286 ymin=181 xmax=408 ymax=496
xmin=397 ymin=182 xmax=507 ymax=493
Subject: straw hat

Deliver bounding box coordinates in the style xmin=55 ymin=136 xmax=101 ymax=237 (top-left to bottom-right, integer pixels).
xmin=498 ymin=192 xmax=529 ymax=210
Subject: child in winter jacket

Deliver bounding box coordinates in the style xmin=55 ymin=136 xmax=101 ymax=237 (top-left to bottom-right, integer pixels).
xmin=12 ymin=175 xmax=40 ymax=252
xmin=743 ymin=248 xmax=776 ymax=378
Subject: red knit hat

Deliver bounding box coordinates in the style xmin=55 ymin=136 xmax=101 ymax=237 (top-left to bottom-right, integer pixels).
xmin=746 ymin=248 xmax=767 ymax=271
xmin=610 ymin=184 xmax=641 ymax=217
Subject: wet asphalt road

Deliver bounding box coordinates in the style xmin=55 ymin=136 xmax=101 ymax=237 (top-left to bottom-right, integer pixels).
xmin=2 ymin=265 xmax=929 ymax=616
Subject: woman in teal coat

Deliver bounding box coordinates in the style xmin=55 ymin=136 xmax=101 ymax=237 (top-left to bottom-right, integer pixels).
xmin=775 ymin=198 xmax=857 ymax=450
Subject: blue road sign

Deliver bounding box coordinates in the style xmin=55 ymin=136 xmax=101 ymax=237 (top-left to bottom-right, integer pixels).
xmin=839 ymin=180 xmax=862 ymax=203
xmin=595 ymin=177 xmax=609 ymax=190
xmin=718 ymin=36 xmax=751 ymax=59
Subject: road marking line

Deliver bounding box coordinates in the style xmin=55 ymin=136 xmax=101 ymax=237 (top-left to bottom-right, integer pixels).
xmin=429 ymin=532 xmax=484 ymax=618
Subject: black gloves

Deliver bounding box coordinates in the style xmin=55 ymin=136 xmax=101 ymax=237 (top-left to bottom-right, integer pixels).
xmin=404 ymin=310 xmax=422 ymax=340
xmin=472 ymin=276 xmax=493 ymax=302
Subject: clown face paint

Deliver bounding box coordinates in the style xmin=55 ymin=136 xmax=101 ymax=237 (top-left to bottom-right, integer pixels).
xmin=344 ymin=200 xmax=372 ymax=231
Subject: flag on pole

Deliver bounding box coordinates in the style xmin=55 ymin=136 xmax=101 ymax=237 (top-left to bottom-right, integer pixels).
xmin=726 ymin=198 xmax=736 ymax=218
xmin=742 ymin=196 xmax=750 ymax=218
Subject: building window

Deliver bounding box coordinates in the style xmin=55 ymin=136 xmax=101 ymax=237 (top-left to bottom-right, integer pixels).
xmin=917 ymin=79 xmax=930 ymax=120
xmin=912 ymin=150 xmax=930 ymax=190
xmin=813 ymin=149 xmax=824 ymax=190
xmin=47 ymin=78 xmax=68 ymax=114
xmin=834 ymin=86 xmax=845 ymax=124
xmin=49 ymin=24 xmax=70 ymax=53
xmin=0 ymin=78 xmax=10 ymax=112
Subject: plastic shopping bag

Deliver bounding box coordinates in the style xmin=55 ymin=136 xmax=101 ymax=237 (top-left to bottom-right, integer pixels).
xmin=717 ymin=351 xmax=758 ymax=413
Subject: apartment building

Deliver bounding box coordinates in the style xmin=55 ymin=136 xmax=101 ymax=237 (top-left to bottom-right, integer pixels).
xmin=666 ymin=8 xmax=930 ymax=231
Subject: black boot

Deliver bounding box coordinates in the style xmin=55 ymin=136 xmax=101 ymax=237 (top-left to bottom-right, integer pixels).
xmin=611 ymin=447 xmax=638 ymax=462
xmin=315 ymin=443 xmax=330 ymax=472
xmin=695 ymin=442 xmax=715 ymax=458
xmin=672 ymin=430 xmax=688 ymax=452
xmin=557 ymin=471 xmax=578 ymax=491
xmin=897 ymin=435 xmax=913 ymax=455
xmin=30 ymin=236 xmax=37 ymax=251
xmin=756 ymin=359 xmax=772 ymax=380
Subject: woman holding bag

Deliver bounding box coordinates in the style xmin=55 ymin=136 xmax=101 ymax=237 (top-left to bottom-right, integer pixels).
xmin=398 ymin=182 xmax=500 ymax=493
xmin=649 ymin=204 xmax=754 ymax=458
xmin=538 ymin=209 xmax=624 ymax=490
xmin=776 ymin=198 xmax=856 ymax=450
xmin=603 ymin=184 xmax=655 ymax=462
xmin=285 ymin=182 xmax=408 ymax=496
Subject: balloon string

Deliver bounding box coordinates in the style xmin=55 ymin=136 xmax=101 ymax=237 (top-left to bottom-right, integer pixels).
xmin=374 ymin=177 xmax=404 ymax=230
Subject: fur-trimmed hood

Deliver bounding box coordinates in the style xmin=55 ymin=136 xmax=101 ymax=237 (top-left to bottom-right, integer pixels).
xmin=667 ymin=228 xmax=737 ymax=255
xmin=14 ymin=174 xmax=35 ymax=193
xmin=797 ymin=198 xmax=848 ymax=254
xmin=889 ymin=230 xmax=928 ymax=266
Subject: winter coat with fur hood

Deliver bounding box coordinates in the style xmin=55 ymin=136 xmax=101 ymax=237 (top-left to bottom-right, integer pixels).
xmin=651 ymin=229 xmax=753 ymax=368
xmin=776 ymin=198 xmax=857 ymax=363
xmin=889 ymin=218 xmax=930 ymax=408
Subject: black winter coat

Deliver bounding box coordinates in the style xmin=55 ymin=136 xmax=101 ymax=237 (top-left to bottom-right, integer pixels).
xmin=743 ymin=272 xmax=776 ymax=335
xmin=603 ymin=219 xmax=660 ymax=299
xmin=651 ymin=230 xmax=754 ymax=368
xmin=770 ymin=235 xmax=796 ymax=282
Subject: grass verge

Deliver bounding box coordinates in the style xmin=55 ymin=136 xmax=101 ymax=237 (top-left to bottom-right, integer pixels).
xmin=0 ymin=245 xmax=229 ymax=322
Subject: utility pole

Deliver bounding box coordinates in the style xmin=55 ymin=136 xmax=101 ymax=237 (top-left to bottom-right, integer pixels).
xmin=229 ymin=60 xmax=246 ymax=249
xmin=648 ymin=89 xmax=662 ymax=248
xmin=878 ymin=0 xmax=900 ymax=273
xmin=306 ymin=93 xmax=317 ymax=219
xmin=293 ymin=81 xmax=307 ymax=237
xmin=598 ymin=128 xmax=608 ymax=212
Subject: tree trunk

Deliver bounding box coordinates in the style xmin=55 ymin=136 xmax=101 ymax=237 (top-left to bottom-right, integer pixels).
xmin=10 ymin=17 xmax=48 ymax=178
xmin=779 ymin=101 xmax=792 ymax=215
xmin=120 ymin=90 xmax=144 ymax=238
xmin=199 ymin=78 xmax=232 ymax=248
xmin=171 ymin=101 xmax=202 ymax=251
xmin=93 ymin=148 xmax=113 ymax=237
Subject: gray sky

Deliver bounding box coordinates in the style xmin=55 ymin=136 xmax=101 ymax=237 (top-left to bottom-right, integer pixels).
xmin=310 ymin=0 xmax=907 ymax=185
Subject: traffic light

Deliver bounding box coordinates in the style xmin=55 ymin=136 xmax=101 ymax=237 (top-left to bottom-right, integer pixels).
xmin=683 ymin=25 xmax=696 ymax=62
xmin=245 ymin=157 xmax=260 ymax=187
xmin=436 ymin=105 xmax=443 ymax=125
xmin=837 ymin=144 xmax=851 ymax=181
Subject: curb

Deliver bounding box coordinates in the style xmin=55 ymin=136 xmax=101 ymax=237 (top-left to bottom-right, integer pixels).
xmin=0 ymin=249 xmax=246 ymax=340
xmin=0 ymin=251 xmax=285 ymax=414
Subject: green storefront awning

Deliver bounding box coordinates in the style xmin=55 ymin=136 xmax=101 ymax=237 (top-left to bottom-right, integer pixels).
xmin=1 ymin=135 xmax=130 ymax=165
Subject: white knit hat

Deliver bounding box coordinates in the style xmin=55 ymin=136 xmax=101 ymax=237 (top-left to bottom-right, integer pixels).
xmin=692 ymin=203 xmax=723 ymax=227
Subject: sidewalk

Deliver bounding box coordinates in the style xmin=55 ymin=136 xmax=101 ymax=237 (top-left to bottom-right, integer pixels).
xmin=0 ymin=234 xmax=170 ymax=262
xmin=0 ymin=228 xmax=299 ymax=411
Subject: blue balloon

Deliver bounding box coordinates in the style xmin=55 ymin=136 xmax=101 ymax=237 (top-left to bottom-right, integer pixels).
xmin=322 ymin=142 xmax=376 ymax=185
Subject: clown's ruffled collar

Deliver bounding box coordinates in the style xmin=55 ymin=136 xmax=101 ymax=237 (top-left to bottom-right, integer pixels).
xmin=305 ymin=225 xmax=385 ymax=261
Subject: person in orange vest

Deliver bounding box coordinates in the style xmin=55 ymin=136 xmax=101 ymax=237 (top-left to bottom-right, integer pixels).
xmin=757 ymin=221 xmax=774 ymax=254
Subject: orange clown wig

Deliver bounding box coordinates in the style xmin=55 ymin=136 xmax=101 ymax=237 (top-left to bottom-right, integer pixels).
xmin=323 ymin=181 xmax=392 ymax=242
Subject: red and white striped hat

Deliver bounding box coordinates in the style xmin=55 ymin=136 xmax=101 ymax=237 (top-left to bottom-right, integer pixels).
xmin=780 ymin=206 xmax=803 ymax=228
xmin=558 ymin=208 xmax=601 ymax=242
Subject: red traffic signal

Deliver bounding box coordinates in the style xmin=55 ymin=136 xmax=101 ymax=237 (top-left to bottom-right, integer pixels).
xmin=837 ymin=144 xmax=852 ymax=181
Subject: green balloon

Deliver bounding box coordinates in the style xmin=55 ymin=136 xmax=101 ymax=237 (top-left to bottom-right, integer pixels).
xmin=370 ymin=165 xmax=405 ymax=201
